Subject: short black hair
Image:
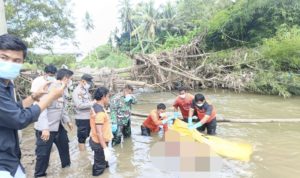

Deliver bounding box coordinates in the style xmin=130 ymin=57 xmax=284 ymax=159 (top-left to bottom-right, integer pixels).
xmin=94 ymin=87 xmax=109 ymax=100
xmin=194 ymin=93 xmax=205 ymax=102
xmin=178 ymin=86 xmax=187 ymax=92
xmin=157 ymin=103 xmax=166 ymax=110
xmin=44 ymin=64 xmax=57 ymax=74
xmin=0 ymin=34 xmax=27 ymax=59
xmin=124 ymin=84 xmax=134 ymax=91
xmin=56 ymin=68 xmax=74 ymax=80
xmin=81 ymin=74 xmax=93 ymax=82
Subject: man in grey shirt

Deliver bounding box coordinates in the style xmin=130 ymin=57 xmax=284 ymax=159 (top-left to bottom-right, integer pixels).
xmin=72 ymin=74 xmax=94 ymax=151
xmin=34 ymin=68 xmax=74 ymax=177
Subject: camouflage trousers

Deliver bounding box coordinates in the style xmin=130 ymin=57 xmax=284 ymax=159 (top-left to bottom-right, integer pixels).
xmin=112 ymin=119 xmax=131 ymax=146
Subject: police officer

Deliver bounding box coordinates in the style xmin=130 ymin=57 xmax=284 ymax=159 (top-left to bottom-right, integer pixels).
xmin=72 ymin=74 xmax=94 ymax=151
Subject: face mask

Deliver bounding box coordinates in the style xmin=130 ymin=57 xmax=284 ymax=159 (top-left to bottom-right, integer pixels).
xmin=46 ymin=76 xmax=56 ymax=82
xmin=0 ymin=60 xmax=22 ymax=80
xmin=84 ymin=83 xmax=90 ymax=90
xmin=196 ymin=103 xmax=204 ymax=107
xmin=124 ymin=95 xmax=132 ymax=102
xmin=159 ymin=112 xmax=167 ymax=118
xmin=179 ymin=94 xmax=186 ymax=99
xmin=67 ymin=80 xmax=73 ymax=88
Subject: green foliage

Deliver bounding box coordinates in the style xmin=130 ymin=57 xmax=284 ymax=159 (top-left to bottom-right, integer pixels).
xmin=5 ymin=0 xmax=75 ymax=48
xmin=159 ymin=27 xmax=202 ymax=50
xmin=110 ymin=0 xmax=300 ymax=96
xmin=261 ymin=25 xmax=300 ymax=72
xmin=206 ymin=0 xmax=300 ymax=50
xmin=247 ymin=71 xmax=300 ymax=97
xmin=79 ymin=45 xmax=132 ymax=68
xmin=24 ymin=52 xmax=76 ymax=70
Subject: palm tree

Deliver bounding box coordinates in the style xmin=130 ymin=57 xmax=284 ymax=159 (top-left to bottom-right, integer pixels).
xmin=0 ymin=0 xmax=7 ymax=35
xmin=83 ymin=11 xmax=95 ymax=32
xmin=131 ymin=0 xmax=162 ymax=53
xmin=118 ymin=0 xmax=134 ymax=33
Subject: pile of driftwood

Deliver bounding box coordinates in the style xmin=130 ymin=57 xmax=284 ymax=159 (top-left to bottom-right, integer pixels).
xmin=15 ymin=32 xmax=258 ymax=99
xmin=129 ymin=34 xmax=255 ymax=91
xmin=15 ymin=67 xmax=155 ymax=100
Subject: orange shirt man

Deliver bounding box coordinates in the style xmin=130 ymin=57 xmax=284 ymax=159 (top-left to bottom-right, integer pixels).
xmin=173 ymin=87 xmax=194 ymax=120
xmin=141 ymin=103 xmax=169 ymax=136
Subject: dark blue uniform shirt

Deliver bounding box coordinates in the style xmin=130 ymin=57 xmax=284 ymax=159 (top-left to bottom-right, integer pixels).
xmin=0 ymin=78 xmax=41 ymax=176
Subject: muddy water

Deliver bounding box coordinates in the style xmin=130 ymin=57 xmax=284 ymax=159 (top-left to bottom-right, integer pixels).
xmin=21 ymin=89 xmax=300 ymax=178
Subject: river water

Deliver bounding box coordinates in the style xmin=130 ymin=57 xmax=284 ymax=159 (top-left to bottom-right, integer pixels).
xmin=21 ymin=90 xmax=300 ymax=178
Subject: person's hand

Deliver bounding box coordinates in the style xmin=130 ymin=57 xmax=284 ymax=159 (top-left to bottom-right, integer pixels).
xmin=67 ymin=122 xmax=73 ymax=131
xmin=188 ymin=122 xmax=202 ymax=130
xmin=112 ymin=124 xmax=118 ymax=133
xmin=48 ymin=82 xmax=66 ymax=100
xmin=188 ymin=117 xmax=193 ymax=127
xmin=41 ymin=129 xmax=50 ymax=142
xmin=124 ymin=95 xmax=132 ymax=102
xmin=174 ymin=112 xmax=180 ymax=119
xmin=103 ymin=147 xmax=112 ymax=161
xmin=31 ymin=81 xmax=51 ymax=101
xmin=162 ymin=119 xmax=168 ymax=124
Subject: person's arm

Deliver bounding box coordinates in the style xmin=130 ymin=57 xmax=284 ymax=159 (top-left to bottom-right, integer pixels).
xmin=21 ymin=94 xmax=39 ymax=108
xmin=189 ymin=105 xmax=212 ymax=129
xmin=62 ymin=98 xmax=73 ymax=130
xmin=0 ymin=92 xmax=41 ymax=130
xmin=173 ymin=99 xmax=179 ymax=112
xmin=188 ymin=107 xmax=194 ymax=118
xmin=150 ymin=112 xmax=164 ymax=126
xmin=38 ymin=109 xmax=51 ymax=141
xmin=0 ymin=83 xmax=66 ymax=130
xmin=187 ymin=102 xmax=195 ymax=126
xmin=37 ymin=109 xmax=49 ymax=130
xmin=131 ymin=95 xmax=137 ymax=104
xmin=23 ymin=81 xmax=51 ymax=108
xmin=72 ymin=88 xmax=93 ymax=109
xmin=95 ymin=113 xmax=107 ymax=149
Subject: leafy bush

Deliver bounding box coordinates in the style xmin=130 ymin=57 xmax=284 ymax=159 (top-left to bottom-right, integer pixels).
xmin=79 ymin=45 xmax=132 ymax=68
xmin=261 ymin=25 xmax=300 ymax=72
xmin=247 ymin=71 xmax=300 ymax=97
xmin=205 ymin=0 xmax=300 ymax=50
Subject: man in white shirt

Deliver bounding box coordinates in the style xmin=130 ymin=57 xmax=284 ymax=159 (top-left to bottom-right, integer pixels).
xmin=31 ymin=64 xmax=57 ymax=93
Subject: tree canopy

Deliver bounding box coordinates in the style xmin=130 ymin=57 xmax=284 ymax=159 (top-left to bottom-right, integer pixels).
xmin=4 ymin=0 xmax=75 ymax=49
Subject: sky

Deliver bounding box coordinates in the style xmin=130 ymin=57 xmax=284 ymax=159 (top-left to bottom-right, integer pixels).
xmin=58 ymin=0 xmax=172 ymax=57
xmin=71 ymin=0 xmax=120 ymax=55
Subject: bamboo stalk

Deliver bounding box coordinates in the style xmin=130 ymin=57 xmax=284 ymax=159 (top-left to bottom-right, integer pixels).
xmin=131 ymin=112 xmax=300 ymax=123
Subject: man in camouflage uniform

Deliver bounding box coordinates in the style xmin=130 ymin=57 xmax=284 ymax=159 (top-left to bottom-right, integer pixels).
xmin=110 ymin=85 xmax=136 ymax=146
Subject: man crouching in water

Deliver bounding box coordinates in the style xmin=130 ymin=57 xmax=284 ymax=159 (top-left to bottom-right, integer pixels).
xmin=89 ymin=87 xmax=113 ymax=176
xmin=141 ymin=103 xmax=174 ymax=136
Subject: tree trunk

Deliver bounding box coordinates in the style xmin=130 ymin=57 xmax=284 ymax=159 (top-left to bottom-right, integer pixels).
xmin=0 ymin=0 xmax=7 ymax=35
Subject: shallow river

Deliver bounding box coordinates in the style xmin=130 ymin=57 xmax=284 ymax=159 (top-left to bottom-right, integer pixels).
xmin=21 ymin=90 xmax=300 ymax=178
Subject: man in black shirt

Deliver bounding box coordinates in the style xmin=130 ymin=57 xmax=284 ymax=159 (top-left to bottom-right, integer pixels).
xmin=0 ymin=34 xmax=66 ymax=177
xmin=188 ymin=93 xmax=217 ymax=135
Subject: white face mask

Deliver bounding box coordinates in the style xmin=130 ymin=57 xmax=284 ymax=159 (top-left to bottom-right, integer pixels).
xmin=46 ymin=76 xmax=56 ymax=82
xmin=159 ymin=112 xmax=167 ymax=118
xmin=67 ymin=80 xmax=73 ymax=88
xmin=179 ymin=94 xmax=186 ymax=99
xmin=196 ymin=103 xmax=204 ymax=107
xmin=84 ymin=83 xmax=90 ymax=90
xmin=0 ymin=60 xmax=22 ymax=80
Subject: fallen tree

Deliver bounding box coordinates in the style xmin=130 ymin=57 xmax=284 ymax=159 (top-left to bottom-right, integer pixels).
xmin=129 ymin=33 xmax=256 ymax=92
